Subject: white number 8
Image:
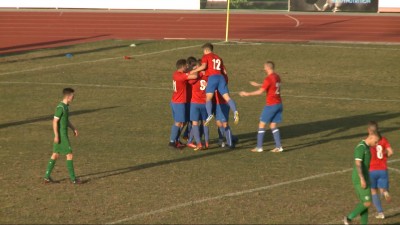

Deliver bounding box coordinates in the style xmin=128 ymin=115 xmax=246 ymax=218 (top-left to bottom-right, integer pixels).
xmin=376 ymin=145 xmax=383 ymax=159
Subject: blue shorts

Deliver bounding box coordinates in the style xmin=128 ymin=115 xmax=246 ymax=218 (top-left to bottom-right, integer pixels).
xmin=206 ymin=75 xmax=229 ymax=95
xmin=260 ymin=103 xmax=283 ymax=124
xmin=215 ymin=104 xmax=229 ymax=122
xmin=171 ymin=102 xmax=186 ymax=123
xmin=190 ymin=103 xmax=207 ymax=121
xmin=185 ymin=103 xmax=190 ymax=122
xmin=369 ymin=170 xmax=389 ymax=190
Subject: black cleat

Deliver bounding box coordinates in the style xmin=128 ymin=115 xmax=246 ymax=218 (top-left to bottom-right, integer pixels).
xmin=168 ymin=142 xmax=177 ymax=148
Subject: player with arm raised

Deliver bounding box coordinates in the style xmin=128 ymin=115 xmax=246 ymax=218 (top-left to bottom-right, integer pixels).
xmin=239 ymin=61 xmax=283 ymax=153
xmin=169 ymin=59 xmax=198 ymax=148
xmin=343 ymin=132 xmax=380 ymax=225
xmin=44 ymin=88 xmax=82 ymax=184
xmin=190 ymin=43 xmax=239 ymax=126
xmin=367 ymin=121 xmax=394 ymax=219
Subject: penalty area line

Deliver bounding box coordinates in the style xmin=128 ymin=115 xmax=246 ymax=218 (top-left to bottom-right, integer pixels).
xmin=107 ymin=159 xmax=400 ymax=224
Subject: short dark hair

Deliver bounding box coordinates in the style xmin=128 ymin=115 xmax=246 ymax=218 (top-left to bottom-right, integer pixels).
xmin=368 ymin=121 xmax=382 ymax=139
xmin=176 ymin=59 xmax=187 ymax=69
xmin=187 ymin=56 xmax=197 ymax=67
xmin=265 ymin=61 xmax=275 ymax=69
xmin=63 ymin=88 xmax=74 ymax=95
xmin=202 ymin=43 xmax=213 ymax=51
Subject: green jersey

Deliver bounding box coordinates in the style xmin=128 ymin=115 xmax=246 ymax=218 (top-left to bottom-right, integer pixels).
xmin=54 ymin=102 xmax=69 ymax=137
xmin=352 ymin=140 xmax=371 ymax=185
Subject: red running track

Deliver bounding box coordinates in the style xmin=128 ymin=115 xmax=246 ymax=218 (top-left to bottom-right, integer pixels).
xmin=0 ymin=11 xmax=400 ymax=54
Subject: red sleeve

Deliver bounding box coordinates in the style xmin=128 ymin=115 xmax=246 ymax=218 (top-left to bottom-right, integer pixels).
xmin=201 ymin=55 xmax=208 ymax=65
xmin=383 ymin=137 xmax=391 ymax=149
xmin=261 ymin=77 xmax=270 ymax=90
xmin=175 ymin=72 xmax=188 ymax=82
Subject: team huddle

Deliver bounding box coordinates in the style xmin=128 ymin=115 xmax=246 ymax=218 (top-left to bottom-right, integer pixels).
xmin=168 ymin=43 xmax=284 ymax=152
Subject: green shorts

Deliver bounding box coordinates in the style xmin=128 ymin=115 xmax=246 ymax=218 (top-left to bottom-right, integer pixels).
xmin=354 ymin=184 xmax=372 ymax=203
xmin=53 ymin=136 xmax=72 ymax=155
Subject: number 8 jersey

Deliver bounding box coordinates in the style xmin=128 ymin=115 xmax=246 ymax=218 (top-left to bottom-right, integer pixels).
xmin=369 ymin=136 xmax=391 ymax=171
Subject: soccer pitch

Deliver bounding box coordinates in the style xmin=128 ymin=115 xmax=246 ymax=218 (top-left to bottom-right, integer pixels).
xmin=0 ymin=40 xmax=399 ymax=224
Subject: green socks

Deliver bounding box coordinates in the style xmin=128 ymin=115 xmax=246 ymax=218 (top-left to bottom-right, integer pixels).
xmin=44 ymin=159 xmax=56 ymax=179
xmin=66 ymin=160 xmax=76 ymax=181
xmin=360 ymin=208 xmax=369 ymax=225
xmin=347 ymin=203 xmax=368 ymax=223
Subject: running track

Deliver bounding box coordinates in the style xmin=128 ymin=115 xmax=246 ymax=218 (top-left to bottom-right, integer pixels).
xmin=0 ymin=11 xmax=400 ymax=54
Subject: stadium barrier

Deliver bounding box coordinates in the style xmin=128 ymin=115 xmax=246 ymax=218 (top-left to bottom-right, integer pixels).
xmin=378 ymin=0 xmax=400 ymax=12
xmin=0 ymin=0 xmax=200 ymax=10
xmin=289 ymin=0 xmax=378 ymax=12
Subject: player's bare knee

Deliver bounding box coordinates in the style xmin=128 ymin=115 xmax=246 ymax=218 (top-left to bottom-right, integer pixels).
xmin=51 ymin=153 xmax=59 ymax=160
xmin=269 ymin=123 xmax=277 ymax=129
xmin=364 ymin=202 xmax=371 ymax=208
xmin=258 ymin=122 xmax=266 ymax=129
xmin=371 ymin=188 xmax=377 ymax=195
xmin=66 ymin=154 xmax=73 ymax=160
xmin=193 ymin=121 xmax=199 ymax=126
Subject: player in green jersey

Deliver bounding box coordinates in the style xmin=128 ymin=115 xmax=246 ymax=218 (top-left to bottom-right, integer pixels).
xmin=343 ymin=132 xmax=380 ymax=225
xmin=43 ymin=88 xmax=82 ymax=184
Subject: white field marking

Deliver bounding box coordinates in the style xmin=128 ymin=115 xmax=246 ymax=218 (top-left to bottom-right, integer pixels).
xmin=0 ymin=42 xmax=223 ymax=77
xmin=283 ymin=94 xmax=400 ymax=103
xmin=214 ymin=41 xmax=263 ymax=46
xmin=2 ymin=81 xmax=400 ymax=103
xmin=285 ymin=14 xmax=300 ymax=27
xmin=388 ymin=167 xmax=400 ymax=174
xmin=107 ymin=158 xmax=400 ymax=224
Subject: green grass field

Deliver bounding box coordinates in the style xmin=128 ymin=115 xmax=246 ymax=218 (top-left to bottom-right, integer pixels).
xmin=1 ymin=40 xmax=399 ymax=224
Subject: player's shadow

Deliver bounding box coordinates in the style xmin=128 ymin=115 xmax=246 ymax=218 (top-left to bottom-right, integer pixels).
xmin=0 ymin=34 xmax=110 ymax=55
xmin=234 ymin=111 xmax=400 ymax=151
xmin=73 ymin=148 xmax=235 ymax=182
xmin=0 ymin=106 xmax=120 ymax=129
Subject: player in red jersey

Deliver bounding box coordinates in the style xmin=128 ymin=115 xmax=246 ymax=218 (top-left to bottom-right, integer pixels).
xmin=367 ymin=121 xmax=394 ymax=219
xmin=189 ymin=43 xmax=239 ymax=126
xmin=239 ymin=61 xmax=283 ymax=153
xmin=186 ymin=60 xmax=209 ymax=151
xmin=182 ymin=57 xmax=197 ymax=141
xmin=169 ymin=59 xmax=198 ymax=148
xmin=213 ymin=72 xmax=237 ymax=149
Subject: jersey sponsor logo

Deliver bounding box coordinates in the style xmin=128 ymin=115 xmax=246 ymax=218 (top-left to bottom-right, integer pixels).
xmin=365 ymin=196 xmax=370 ymax=201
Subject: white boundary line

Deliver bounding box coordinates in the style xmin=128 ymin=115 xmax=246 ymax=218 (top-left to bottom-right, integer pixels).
xmin=285 ymin=14 xmax=300 ymax=27
xmin=1 ymin=41 xmax=399 ymax=77
xmin=388 ymin=167 xmax=400 ymax=174
xmin=2 ymin=81 xmax=400 ymax=103
xmin=107 ymin=158 xmax=400 ymax=224
xmin=0 ymin=42 xmax=220 ymax=77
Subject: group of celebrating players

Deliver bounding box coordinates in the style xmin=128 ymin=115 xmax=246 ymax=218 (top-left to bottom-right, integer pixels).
xmin=168 ymin=42 xmax=284 ymax=152
xmin=42 ymin=42 xmax=395 ymax=225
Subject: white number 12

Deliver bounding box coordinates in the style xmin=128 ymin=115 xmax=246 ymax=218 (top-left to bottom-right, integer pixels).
xmin=212 ymin=59 xmax=221 ymax=70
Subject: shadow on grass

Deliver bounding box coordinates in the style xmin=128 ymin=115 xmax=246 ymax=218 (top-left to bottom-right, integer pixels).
xmin=0 ymin=106 xmax=120 ymax=129
xmin=73 ymin=111 xmax=400 ymax=182
xmin=74 ymin=148 xmax=236 ymax=182
xmin=0 ymin=34 xmax=111 ymax=55
xmin=234 ymin=111 xmax=400 ymax=151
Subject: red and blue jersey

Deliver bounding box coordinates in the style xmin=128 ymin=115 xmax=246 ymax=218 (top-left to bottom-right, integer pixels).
xmin=171 ymin=71 xmax=189 ymax=103
xmin=189 ymin=72 xmax=207 ymax=104
xmin=201 ymin=53 xmax=225 ymax=77
xmin=261 ymin=73 xmax=282 ymax=106
xmin=370 ymin=136 xmax=391 ymax=171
